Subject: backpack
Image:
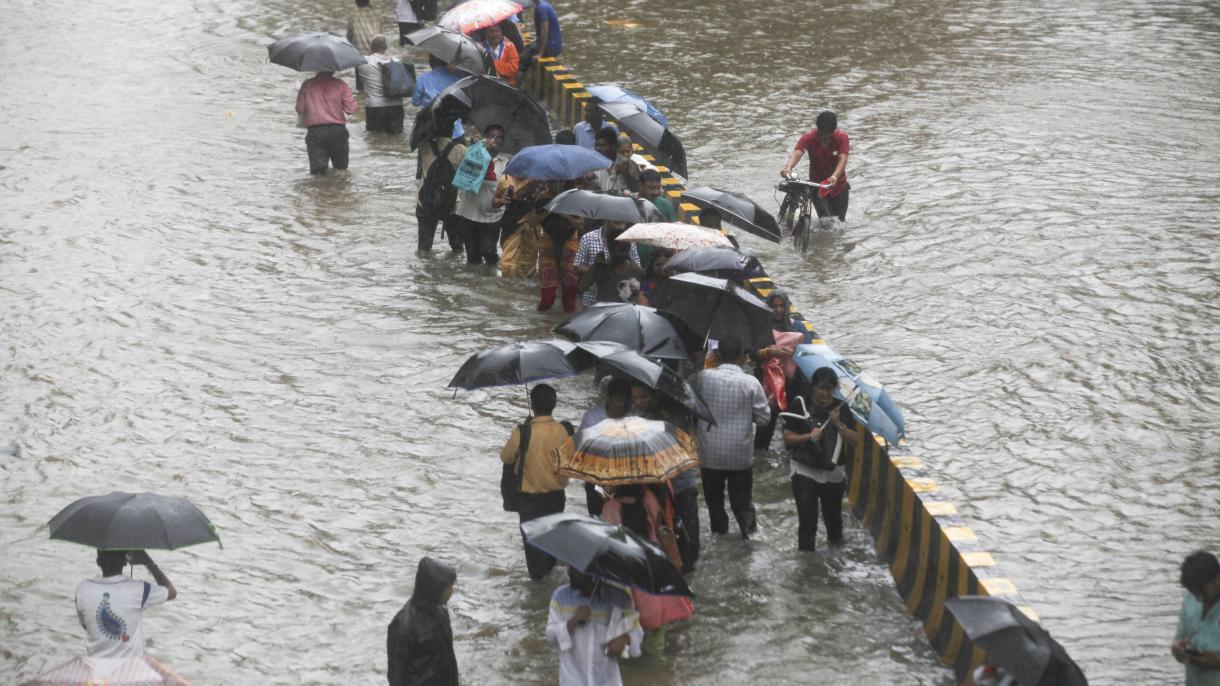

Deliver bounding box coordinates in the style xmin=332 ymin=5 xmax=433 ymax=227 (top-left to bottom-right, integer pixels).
xmin=418 ymin=139 xmax=460 ymax=217
xmin=380 ymin=60 xmax=415 ymax=99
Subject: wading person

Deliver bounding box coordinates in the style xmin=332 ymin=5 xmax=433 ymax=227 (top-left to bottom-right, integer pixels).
xmin=357 ymin=36 xmax=406 ymax=134
xmin=779 ymin=109 xmax=851 ymax=223
xmin=537 ymin=195 xmax=583 ymax=312
xmin=579 ymin=378 xmax=634 ymax=516
xmin=546 ymin=567 xmax=641 ymax=686
xmin=689 ymin=339 xmax=770 ymax=539
xmin=630 ymin=383 xmax=700 ymax=573
xmin=455 ymin=124 xmax=511 ymax=265
xmin=415 ymin=110 xmax=467 ymax=252
xmin=753 ymin=288 xmax=810 ymax=450
xmin=295 ymin=70 xmax=356 ymax=175
xmin=500 ymin=384 xmax=572 ymax=580
xmin=75 ymin=550 xmax=175 ymax=657
xmin=783 ymin=366 xmax=861 ymax=552
xmin=395 ymin=0 xmax=423 ymax=46
xmin=347 ymin=0 xmax=382 ymax=92
xmin=481 ymin=23 xmax=519 ymax=85
xmin=574 ymin=220 xmax=640 ymax=307
xmin=572 ymin=98 xmax=613 ymax=149
xmin=387 ymin=556 xmax=459 ymax=686
xmin=1172 ymin=550 xmax=1220 ymax=684
xmin=636 ymin=169 xmax=676 ymax=222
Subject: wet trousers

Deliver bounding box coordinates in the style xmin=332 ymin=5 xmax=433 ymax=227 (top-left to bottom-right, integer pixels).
xmin=461 ymin=218 xmax=500 ymax=265
xmin=365 ymin=106 xmax=404 ymax=134
xmin=305 ymin=124 xmax=349 ymax=175
xmin=416 ymin=209 xmax=462 ymax=252
xmin=791 ymin=474 xmax=845 ymax=551
xmin=701 ymin=467 xmax=756 ymax=538
xmin=518 ymin=490 xmax=566 ymax=580
xmin=536 ymin=233 xmax=580 ymax=312
xmin=753 ymin=407 xmax=781 ymax=450
xmin=813 ymin=185 xmax=850 ymax=222
xmin=672 ymin=486 xmax=700 ymax=573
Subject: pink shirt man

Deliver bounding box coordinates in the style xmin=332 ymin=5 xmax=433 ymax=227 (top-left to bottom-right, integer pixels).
xmin=295 ymin=73 xmax=355 ymax=127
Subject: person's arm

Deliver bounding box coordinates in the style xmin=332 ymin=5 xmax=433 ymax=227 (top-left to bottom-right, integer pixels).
xmin=502 ymin=42 xmax=519 ymax=79
xmin=827 ymin=152 xmax=849 ymax=186
xmin=346 ymin=16 xmax=355 ymax=45
xmin=783 ymin=426 xmax=821 ymax=447
xmin=830 ymin=404 xmax=861 ymax=447
xmin=1188 ymin=651 xmax=1220 ymax=670
xmin=500 ymin=427 xmax=521 ymax=463
xmin=492 ymin=176 xmax=513 ymax=208
xmin=129 ymin=551 xmax=176 ymax=600
xmin=751 ymin=380 xmax=771 ymax=426
xmin=780 ymin=148 xmax=804 ymax=177
xmin=342 ymin=83 xmax=356 ymax=116
xmin=295 ymin=82 xmax=308 ymax=115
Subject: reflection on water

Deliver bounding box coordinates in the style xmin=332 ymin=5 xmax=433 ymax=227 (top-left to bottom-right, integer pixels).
xmin=2 ymin=0 xmax=1218 ymax=683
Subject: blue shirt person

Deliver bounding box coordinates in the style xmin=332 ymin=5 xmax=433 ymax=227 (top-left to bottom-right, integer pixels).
xmin=533 ymin=0 xmax=562 ymax=57
xmin=411 ymin=58 xmax=465 ymax=108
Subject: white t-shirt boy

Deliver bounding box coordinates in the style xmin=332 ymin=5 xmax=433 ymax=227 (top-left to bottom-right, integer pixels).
xmin=75 ymin=575 xmax=170 ymax=657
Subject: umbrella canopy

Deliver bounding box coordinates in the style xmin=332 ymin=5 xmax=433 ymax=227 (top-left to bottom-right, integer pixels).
xmin=556 ymin=417 xmax=698 ymax=485
xmin=945 ymin=596 xmax=1088 ymax=686
xmin=522 ymin=512 xmax=692 ymax=596
xmin=647 ymin=273 xmax=774 ymax=349
xmin=404 ymin=25 xmax=488 ymax=75
xmin=680 ymin=186 xmax=782 ymax=244
xmin=567 ymin=343 xmax=715 ymax=425
xmin=48 ymin=492 xmax=221 ymax=551
xmin=555 ymin=302 xmax=688 ymax=360
xmin=20 ymin=656 xmax=189 ymax=686
xmin=503 ymin=144 xmax=611 ymax=180
xmin=598 ymin=100 xmax=687 ymax=178
xmin=410 ymin=75 xmax=551 ymax=154
xmin=616 ymin=222 xmax=732 ymax=251
xmin=447 ymin=339 xmax=581 ymax=389
xmin=792 ymin=341 xmax=906 ymax=445
xmin=439 ymin=0 xmax=523 ymax=33
xmin=588 ymin=85 xmax=668 ymax=127
xmin=545 ymin=189 xmax=662 ymax=223
xmin=661 ymin=245 xmax=765 ymax=280
xmin=267 ymin=32 xmax=365 ymax=73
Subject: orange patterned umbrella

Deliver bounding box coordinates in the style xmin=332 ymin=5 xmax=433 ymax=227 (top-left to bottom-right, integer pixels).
xmin=555 ymin=417 xmax=699 ymax=486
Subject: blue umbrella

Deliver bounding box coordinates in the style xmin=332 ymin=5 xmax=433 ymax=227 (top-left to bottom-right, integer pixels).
xmin=792 ymin=342 xmax=906 ymax=445
xmin=587 ymin=85 xmax=668 ymax=127
xmin=503 ymin=144 xmax=611 ymax=180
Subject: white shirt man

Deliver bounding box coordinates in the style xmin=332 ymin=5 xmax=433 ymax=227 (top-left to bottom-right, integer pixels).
xmin=74 ymin=550 xmax=175 ymax=657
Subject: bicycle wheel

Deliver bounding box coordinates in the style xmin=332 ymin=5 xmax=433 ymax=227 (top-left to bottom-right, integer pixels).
xmin=794 ymin=214 xmax=811 ymax=253
xmin=778 ymin=194 xmax=798 ymax=235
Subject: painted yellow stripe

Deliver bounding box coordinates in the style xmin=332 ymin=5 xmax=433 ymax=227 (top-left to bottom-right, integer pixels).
xmin=924 ymin=501 xmax=958 ymax=516
xmin=890 ymin=485 xmax=915 ymax=584
xmin=909 ymin=478 xmax=939 ymax=493
xmin=861 ymin=452 xmax=883 ymax=528
xmin=980 ymin=577 xmax=1019 ymax=596
xmin=661 ymin=177 xmax=681 ymax=186
xmin=654 ymin=165 xmax=672 ymax=174
xmin=960 ymin=551 xmax=996 ymax=567
xmin=562 ymin=82 xmax=585 ymax=91
xmin=678 ymin=202 xmax=700 ymax=214
xmin=876 ymin=462 xmax=899 ymax=555
xmin=942 ymin=557 xmax=972 ymax=665
xmin=891 ymin=455 xmax=923 ymax=469
xmin=904 ymin=511 xmax=933 ymax=614
xmin=922 ymin=537 xmax=952 ymax=642
xmin=943 ymin=527 xmax=977 ymax=543
xmin=1017 ymin=605 xmax=1040 ymax=622
xmin=848 ymin=439 xmax=866 ymax=504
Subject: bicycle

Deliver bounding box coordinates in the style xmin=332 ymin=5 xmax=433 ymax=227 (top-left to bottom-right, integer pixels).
xmin=776 ymin=174 xmax=833 ymax=253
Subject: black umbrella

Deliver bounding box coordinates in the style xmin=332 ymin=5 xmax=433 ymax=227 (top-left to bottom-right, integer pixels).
xmin=448 ymin=339 xmax=585 ymax=389
xmin=661 ymin=245 xmax=766 ymax=280
xmin=522 ymin=512 xmax=692 ymax=596
xmin=568 ymin=342 xmax=715 ymax=425
xmin=648 ymin=272 xmax=774 ymax=349
xmin=410 ymin=75 xmax=552 ymax=154
xmin=545 ymin=189 xmax=662 ymax=223
xmin=554 ymin=302 xmax=689 ymax=360
xmin=267 ymin=32 xmax=366 ymax=73
xmin=945 ymin=596 xmax=1088 ymax=686
xmin=598 ymin=100 xmax=687 ymax=178
xmin=404 ymin=25 xmax=489 ymax=75
xmin=48 ymin=492 xmax=222 ymax=551
xmin=680 ymin=186 xmax=782 ymax=244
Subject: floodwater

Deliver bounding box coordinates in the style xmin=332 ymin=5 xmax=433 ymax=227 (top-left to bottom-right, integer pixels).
xmin=1 ymin=0 xmax=1217 ymax=683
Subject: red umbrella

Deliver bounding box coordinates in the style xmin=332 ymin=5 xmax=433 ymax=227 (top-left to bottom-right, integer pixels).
xmin=438 ymin=0 xmax=523 ymax=34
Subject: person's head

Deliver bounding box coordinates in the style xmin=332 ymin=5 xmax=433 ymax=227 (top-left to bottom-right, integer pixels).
xmin=646 ymin=249 xmax=672 ymax=278
xmin=616 ymin=133 xmax=633 ymax=159
xmin=583 ymin=98 xmax=605 ymax=129
xmin=530 ymin=383 xmax=557 ymax=416
xmin=568 ymin=566 xmax=596 ymax=596
xmin=809 ymin=366 xmax=838 ymax=408
xmin=370 ymin=34 xmax=388 ymax=53
xmin=96 ymin=550 xmax=127 ymax=577
xmin=604 ymin=219 xmax=629 ymax=241
xmin=483 ymin=24 xmax=503 ymax=44
xmin=594 ymin=127 xmax=618 ymax=161
xmin=816 ymin=110 xmax=837 ymax=141
xmin=1180 ymin=551 xmax=1220 ymax=603
xmin=411 ymin=556 xmax=457 ymax=607
xmin=630 ymin=383 xmax=656 ymax=414
xmin=555 ymin=129 xmax=577 ymax=145
xmin=768 ymin=290 xmax=791 ymax=323
xmin=606 ymin=378 xmax=633 ymax=417
xmin=428 ymin=53 xmax=447 ymax=70
xmin=639 ymin=169 xmax=663 ymax=199
xmin=483 ymin=124 xmax=506 ymax=155
xmin=355 ymin=0 xmax=370 ymax=7
xmin=717 ymin=339 xmax=744 ymax=365
xmin=698 ymin=208 xmax=722 ymax=229
xmin=611 ymin=485 xmax=650 ymax=537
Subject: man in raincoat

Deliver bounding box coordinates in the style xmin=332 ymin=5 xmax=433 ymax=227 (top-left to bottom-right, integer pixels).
xmin=387 ymin=556 xmax=459 ymax=686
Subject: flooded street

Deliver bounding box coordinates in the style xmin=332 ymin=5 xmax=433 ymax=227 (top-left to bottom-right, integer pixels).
xmin=2 ymin=0 xmax=1217 ymax=683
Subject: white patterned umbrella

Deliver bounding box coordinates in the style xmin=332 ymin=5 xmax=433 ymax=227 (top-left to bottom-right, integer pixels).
xmin=438 ymin=0 xmax=523 ymax=34
xmin=615 ymin=222 xmax=731 ymax=251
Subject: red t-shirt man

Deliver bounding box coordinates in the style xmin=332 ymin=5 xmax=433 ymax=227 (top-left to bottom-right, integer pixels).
xmin=781 ymin=111 xmax=852 ymax=221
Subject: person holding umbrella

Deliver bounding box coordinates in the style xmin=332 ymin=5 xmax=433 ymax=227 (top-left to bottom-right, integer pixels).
xmin=296 ymin=69 xmax=356 ymax=175
xmin=546 ymin=566 xmax=641 ymax=686
xmin=629 ymin=383 xmax=700 ymax=573
xmin=74 ymin=550 xmax=176 ymax=658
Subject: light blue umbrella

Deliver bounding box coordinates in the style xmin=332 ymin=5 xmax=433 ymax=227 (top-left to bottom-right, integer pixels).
xmin=503 ymin=144 xmax=611 ymax=180
xmin=793 ymin=342 xmax=906 ymax=445
xmin=588 ymin=85 xmax=668 ymax=127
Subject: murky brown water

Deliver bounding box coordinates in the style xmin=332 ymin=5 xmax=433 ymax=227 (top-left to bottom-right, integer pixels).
xmin=2 ymin=0 xmax=1218 ymax=683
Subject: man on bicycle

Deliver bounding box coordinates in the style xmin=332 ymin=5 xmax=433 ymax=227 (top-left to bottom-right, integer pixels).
xmin=780 ymin=110 xmax=851 ymax=222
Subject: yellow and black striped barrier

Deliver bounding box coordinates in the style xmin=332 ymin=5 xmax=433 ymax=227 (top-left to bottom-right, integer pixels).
xmin=522 ymin=56 xmax=1039 ymax=686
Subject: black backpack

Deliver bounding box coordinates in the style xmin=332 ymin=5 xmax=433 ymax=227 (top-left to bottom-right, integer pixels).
xmin=418 ymin=139 xmax=460 ymax=217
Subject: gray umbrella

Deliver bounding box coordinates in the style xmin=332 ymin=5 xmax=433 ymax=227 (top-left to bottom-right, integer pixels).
xmin=680 ymin=186 xmax=782 ymax=243
xmin=598 ymin=100 xmax=687 ymax=178
xmin=267 ymin=32 xmax=366 ymax=73
xmin=404 ymin=25 xmax=489 ymax=75
xmin=945 ymin=596 xmax=1087 ymax=686
xmin=48 ymin=492 xmax=222 ymax=550
xmin=410 ymin=75 xmax=552 ymax=154
xmin=545 ymin=189 xmax=662 ymax=223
